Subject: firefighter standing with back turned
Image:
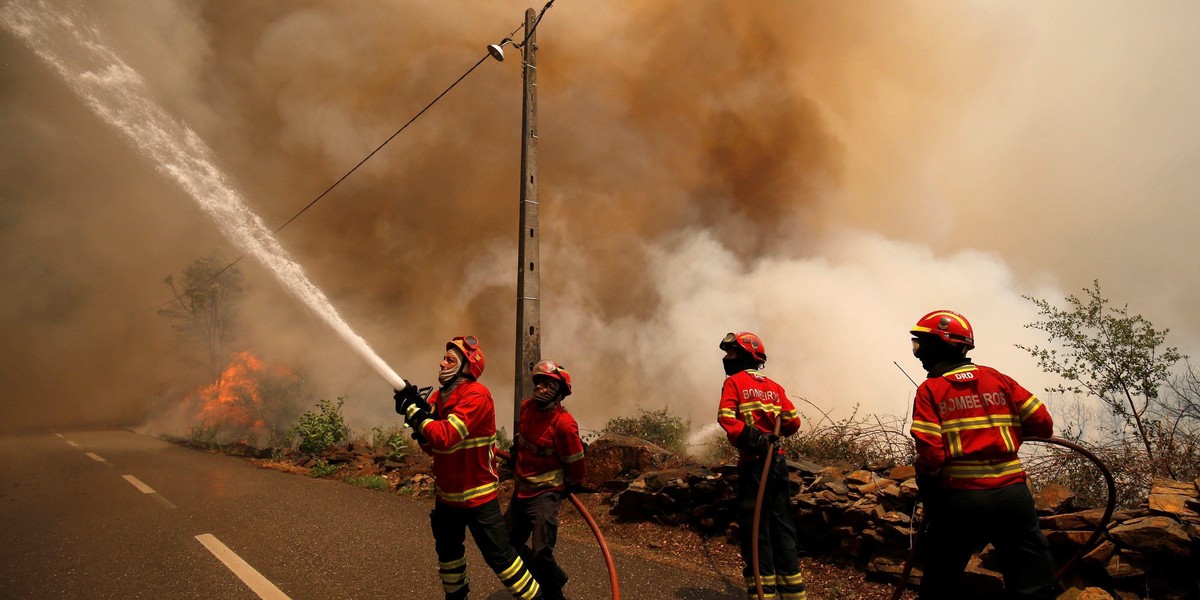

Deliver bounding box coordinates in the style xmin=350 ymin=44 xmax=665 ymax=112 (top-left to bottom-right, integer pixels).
xmin=393 ymin=335 xmax=542 ymax=600
xmin=907 ymin=310 xmax=1058 ymax=599
xmin=717 ymin=332 xmax=806 ymax=600
xmin=505 ymin=359 xmax=587 ymax=600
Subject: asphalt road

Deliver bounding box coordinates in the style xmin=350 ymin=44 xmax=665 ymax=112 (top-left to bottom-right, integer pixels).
xmin=0 ymin=430 xmax=745 ymax=599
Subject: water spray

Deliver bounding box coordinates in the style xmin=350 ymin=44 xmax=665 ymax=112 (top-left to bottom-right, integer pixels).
xmin=2 ymin=0 xmax=415 ymax=394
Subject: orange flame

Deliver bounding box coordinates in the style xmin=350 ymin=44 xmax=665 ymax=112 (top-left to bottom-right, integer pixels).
xmin=196 ymin=351 xmax=268 ymax=433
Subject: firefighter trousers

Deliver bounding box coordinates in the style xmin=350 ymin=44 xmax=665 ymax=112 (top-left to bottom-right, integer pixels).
xmin=737 ymin=457 xmax=806 ymax=600
xmin=918 ymin=482 xmax=1057 ymax=600
xmin=430 ymin=498 xmax=542 ymax=600
xmin=506 ymin=491 xmax=569 ymax=600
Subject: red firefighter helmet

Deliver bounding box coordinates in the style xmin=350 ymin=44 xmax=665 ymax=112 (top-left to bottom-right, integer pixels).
xmin=720 ymin=331 xmax=767 ymax=363
xmin=447 ymin=335 xmax=486 ymax=379
xmin=532 ymin=359 xmax=572 ymax=398
xmin=910 ymin=310 xmax=975 ymax=349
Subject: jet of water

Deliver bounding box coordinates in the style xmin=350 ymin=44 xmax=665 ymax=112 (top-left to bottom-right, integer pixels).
xmin=2 ymin=0 xmax=410 ymax=392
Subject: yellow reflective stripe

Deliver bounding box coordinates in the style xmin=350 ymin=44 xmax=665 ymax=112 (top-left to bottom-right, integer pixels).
xmin=1018 ymin=395 xmax=1044 ymax=421
xmin=941 ymin=414 xmax=1020 ymax=432
xmin=943 ymin=365 xmax=977 ymax=377
xmin=744 ymin=573 xmax=778 ymax=586
xmin=432 ymin=435 xmax=496 ymax=454
xmin=911 ymin=420 xmax=941 ymax=435
xmin=525 ymin=469 xmax=564 ymax=485
xmin=778 ymin=571 xmax=805 ymax=585
xmin=563 ymin=451 xmax=585 ymax=464
xmin=439 ymin=571 xmax=466 ymax=584
xmin=781 ymin=409 xmax=799 ymax=419
xmin=739 ymin=401 xmax=781 ymax=415
xmin=718 ymin=408 xmax=737 ymax=418
xmin=447 ymin=414 xmax=468 ymax=438
xmin=944 ymin=458 xmax=1024 ymax=479
xmin=439 ymin=557 xmax=466 ymax=570
xmin=947 ymin=431 xmax=963 ymax=457
xmin=499 ymin=556 xmax=526 ymax=580
xmin=1000 ymin=426 xmax=1015 ymax=452
xmin=511 ymin=570 xmax=537 ymax=599
xmin=437 ymin=481 xmax=497 ymax=502
xmin=779 ymin=592 xmax=808 ymax=600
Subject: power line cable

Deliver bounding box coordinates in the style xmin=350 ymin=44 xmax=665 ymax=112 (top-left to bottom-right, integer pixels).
xmin=155 ymin=20 xmax=527 ymax=312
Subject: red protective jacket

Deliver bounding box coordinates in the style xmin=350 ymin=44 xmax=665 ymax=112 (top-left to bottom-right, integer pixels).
xmin=513 ymin=398 xmax=586 ymax=499
xmin=417 ymin=380 xmax=499 ymax=508
xmin=718 ymin=369 xmax=801 ymax=465
xmin=910 ymin=363 xmax=1053 ymax=490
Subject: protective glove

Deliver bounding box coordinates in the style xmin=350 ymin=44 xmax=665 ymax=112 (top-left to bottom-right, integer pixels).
xmin=394 ymin=380 xmax=432 ymax=418
xmin=736 ymin=427 xmax=775 ymax=452
xmin=405 ymin=405 xmax=433 ymax=432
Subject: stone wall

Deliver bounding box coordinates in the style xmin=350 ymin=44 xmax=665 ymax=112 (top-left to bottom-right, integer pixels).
xmin=594 ymin=434 xmax=1200 ymax=599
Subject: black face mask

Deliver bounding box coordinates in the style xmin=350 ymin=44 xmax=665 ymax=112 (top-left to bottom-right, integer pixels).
xmin=723 ymin=356 xmax=757 ymax=376
xmin=913 ymin=336 xmax=968 ymax=377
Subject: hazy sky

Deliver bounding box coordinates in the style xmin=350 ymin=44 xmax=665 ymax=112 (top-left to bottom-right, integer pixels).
xmin=2 ymin=1 xmax=1198 ymax=439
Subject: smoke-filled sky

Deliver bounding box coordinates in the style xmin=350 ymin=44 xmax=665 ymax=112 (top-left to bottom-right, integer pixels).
xmin=2 ymin=1 xmax=1198 ymax=439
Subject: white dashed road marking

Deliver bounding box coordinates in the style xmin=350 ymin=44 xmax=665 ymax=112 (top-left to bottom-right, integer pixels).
xmin=195 ymin=534 xmax=292 ymax=600
xmin=122 ymin=474 xmax=157 ymax=494
xmin=65 ymin=440 xmax=79 ymax=447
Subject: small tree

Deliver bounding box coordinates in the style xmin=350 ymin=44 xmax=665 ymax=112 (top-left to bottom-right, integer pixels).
xmin=1018 ymin=280 xmax=1184 ymax=477
xmin=159 ymin=254 xmax=246 ymax=382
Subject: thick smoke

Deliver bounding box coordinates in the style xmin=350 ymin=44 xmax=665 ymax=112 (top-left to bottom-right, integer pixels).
xmin=2 ymin=1 xmax=1198 ymax=438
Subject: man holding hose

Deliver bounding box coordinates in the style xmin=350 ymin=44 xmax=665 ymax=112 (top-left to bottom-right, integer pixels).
xmin=907 ymin=310 xmax=1057 ymax=599
xmin=717 ymin=331 xmax=805 ymax=600
xmin=505 ymin=359 xmax=587 ymax=600
xmin=394 ymin=335 xmax=542 ymax=600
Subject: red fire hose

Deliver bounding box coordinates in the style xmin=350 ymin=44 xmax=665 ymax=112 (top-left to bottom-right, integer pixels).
xmin=889 ymin=436 xmax=1116 ymax=599
xmin=567 ymin=492 xmax=621 ymax=600
xmin=751 ymin=417 xmax=784 ymax=600
xmin=496 ymin=448 xmax=620 ymax=599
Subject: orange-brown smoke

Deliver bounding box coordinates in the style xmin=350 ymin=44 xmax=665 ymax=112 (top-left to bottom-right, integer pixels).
xmin=3 ymin=1 xmax=1199 ymax=437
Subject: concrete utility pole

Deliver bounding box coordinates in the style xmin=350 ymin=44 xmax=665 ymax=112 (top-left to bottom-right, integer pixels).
xmin=513 ymin=7 xmax=539 ymax=436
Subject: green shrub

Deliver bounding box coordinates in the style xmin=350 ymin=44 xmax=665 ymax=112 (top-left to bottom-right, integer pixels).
xmin=291 ymin=397 xmax=349 ymax=455
xmin=309 ymin=460 xmax=343 ymax=478
xmin=601 ymin=407 xmax=690 ymax=455
xmin=346 ymin=475 xmax=391 ymax=491
xmin=366 ymin=425 xmax=410 ymax=460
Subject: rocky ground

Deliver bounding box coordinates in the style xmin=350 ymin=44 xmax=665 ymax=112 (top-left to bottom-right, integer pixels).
xmin=216 ymin=433 xmax=1200 ymax=600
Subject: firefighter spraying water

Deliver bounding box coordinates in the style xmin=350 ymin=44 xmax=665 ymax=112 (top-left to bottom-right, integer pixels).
xmin=906 ymin=310 xmax=1059 ymax=599
xmin=716 ymin=332 xmax=807 ymax=600
xmin=394 ymin=336 xmax=544 ymax=600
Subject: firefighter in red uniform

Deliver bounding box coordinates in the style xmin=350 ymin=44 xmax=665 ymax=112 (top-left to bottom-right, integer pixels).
xmin=393 ymin=336 xmax=542 ymax=600
xmin=717 ymin=332 xmax=806 ymax=600
xmin=907 ymin=310 xmax=1058 ymax=599
xmin=505 ymin=359 xmax=586 ymax=600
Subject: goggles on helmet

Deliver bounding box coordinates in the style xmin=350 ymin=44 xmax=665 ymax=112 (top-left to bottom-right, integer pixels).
xmin=446 ymin=335 xmax=485 ymax=379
